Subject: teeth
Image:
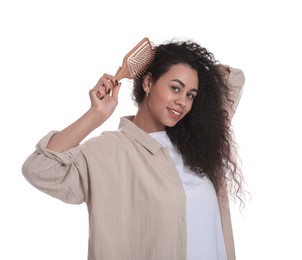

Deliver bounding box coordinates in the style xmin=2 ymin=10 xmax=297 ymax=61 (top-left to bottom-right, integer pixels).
xmin=169 ymin=109 xmax=180 ymax=115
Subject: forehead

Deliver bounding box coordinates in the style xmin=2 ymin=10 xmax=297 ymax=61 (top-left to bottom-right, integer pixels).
xmin=163 ymin=64 xmax=199 ymax=88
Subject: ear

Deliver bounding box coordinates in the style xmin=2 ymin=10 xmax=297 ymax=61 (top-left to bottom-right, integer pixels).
xmin=142 ymin=73 xmax=152 ymax=94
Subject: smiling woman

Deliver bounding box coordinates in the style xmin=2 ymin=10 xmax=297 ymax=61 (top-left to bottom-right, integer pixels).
xmin=132 ymin=64 xmax=199 ymax=132
xmin=22 ymin=38 xmax=245 ymax=260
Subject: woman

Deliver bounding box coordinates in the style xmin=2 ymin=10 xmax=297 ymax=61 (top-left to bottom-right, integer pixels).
xmin=22 ymin=39 xmax=245 ymax=260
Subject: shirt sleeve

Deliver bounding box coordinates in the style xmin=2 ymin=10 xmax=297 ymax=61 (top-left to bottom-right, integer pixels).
xmin=22 ymin=131 xmax=90 ymax=204
xmin=223 ymin=66 xmax=245 ymax=120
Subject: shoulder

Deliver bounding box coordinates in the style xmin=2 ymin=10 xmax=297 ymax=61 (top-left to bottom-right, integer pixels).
xmin=83 ymin=130 xmax=124 ymax=144
xmin=80 ymin=130 xmax=131 ymax=154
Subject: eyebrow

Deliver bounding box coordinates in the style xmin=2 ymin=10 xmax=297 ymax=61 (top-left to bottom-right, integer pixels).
xmin=171 ymin=79 xmax=198 ymax=92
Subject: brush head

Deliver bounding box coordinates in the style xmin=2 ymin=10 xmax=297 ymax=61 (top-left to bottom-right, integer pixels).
xmin=115 ymin=37 xmax=156 ymax=81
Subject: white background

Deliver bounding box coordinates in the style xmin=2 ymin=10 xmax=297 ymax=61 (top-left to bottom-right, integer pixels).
xmin=1 ymin=0 xmax=301 ymax=259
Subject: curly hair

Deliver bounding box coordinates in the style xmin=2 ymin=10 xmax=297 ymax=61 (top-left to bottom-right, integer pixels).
xmin=132 ymin=39 xmax=244 ymax=203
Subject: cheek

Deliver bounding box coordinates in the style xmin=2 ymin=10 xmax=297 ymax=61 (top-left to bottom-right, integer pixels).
xmin=186 ymin=102 xmax=194 ymax=113
xmin=148 ymin=95 xmax=164 ymax=112
xmin=181 ymin=101 xmax=195 ymax=118
xmin=150 ymin=91 xmax=166 ymax=106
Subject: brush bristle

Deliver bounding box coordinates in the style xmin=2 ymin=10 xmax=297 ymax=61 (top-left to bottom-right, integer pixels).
xmin=127 ymin=39 xmax=156 ymax=79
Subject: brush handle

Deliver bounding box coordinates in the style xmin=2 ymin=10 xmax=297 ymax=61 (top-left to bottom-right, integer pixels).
xmin=115 ymin=63 xmax=132 ymax=82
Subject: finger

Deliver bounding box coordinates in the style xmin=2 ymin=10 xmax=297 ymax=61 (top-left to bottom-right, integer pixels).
xmin=94 ymin=73 xmax=118 ymax=99
xmin=111 ymin=82 xmax=121 ymax=100
xmin=92 ymin=84 xmax=107 ymax=100
xmin=103 ymin=78 xmax=118 ymax=96
xmin=90 ymin=88 xmax=102 ymax=102
xmin=96 ymin=74 xmax=112 ymax=87
xmin=102 ymin=73 xmax=119 ymax=86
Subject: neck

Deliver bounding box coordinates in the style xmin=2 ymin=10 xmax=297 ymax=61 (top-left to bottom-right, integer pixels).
xmin=132 ymin=101 xmax=165 ymax=133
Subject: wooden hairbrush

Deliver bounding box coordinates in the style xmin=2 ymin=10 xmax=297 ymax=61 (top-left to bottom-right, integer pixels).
xmin=115 ymin=37 xmax=155 ymax=81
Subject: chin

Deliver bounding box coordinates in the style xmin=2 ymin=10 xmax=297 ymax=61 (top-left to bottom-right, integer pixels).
xmin=164 ymin=121 xmax=178 ymax=128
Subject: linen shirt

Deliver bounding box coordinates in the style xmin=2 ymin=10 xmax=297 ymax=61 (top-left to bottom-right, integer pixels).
xmin=22 ymin=67 xmax=244 ymax=260
xmin=149 ymin=131 xmax=227 ymax=259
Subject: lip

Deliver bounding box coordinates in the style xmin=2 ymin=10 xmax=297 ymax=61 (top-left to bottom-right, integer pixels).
xmin=167 ymin=107 xmax=183 ymax=119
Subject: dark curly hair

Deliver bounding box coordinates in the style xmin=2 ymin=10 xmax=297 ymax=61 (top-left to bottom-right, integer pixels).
xmin=132 ymin=39 xmax=244 ymax=203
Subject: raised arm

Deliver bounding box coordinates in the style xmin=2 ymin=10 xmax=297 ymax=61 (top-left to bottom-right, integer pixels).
xmin=47 ymin=73 xmax=121 ymax=153
xmin=218 ymin=64 xmax=245 ymax=121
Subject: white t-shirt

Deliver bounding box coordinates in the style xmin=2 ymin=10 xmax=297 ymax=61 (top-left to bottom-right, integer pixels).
xmin=149 ymin=131 xmax=227 ymax=260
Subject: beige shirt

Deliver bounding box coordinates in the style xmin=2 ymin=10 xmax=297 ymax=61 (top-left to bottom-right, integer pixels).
xmin=22 ymin=67 xmax=244 ymax=260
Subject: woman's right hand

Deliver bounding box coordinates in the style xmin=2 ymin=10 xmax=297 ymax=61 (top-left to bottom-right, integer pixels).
xmin=89 ymin=73 xmax=121 ymax=120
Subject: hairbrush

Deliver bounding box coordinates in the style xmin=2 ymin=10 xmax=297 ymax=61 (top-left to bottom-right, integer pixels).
xmin=115 ymin=37 xmax=155 ymax=81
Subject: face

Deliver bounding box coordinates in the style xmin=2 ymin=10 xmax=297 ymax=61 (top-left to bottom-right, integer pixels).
xmin=134 ymin=63 xmax=199 ymax=133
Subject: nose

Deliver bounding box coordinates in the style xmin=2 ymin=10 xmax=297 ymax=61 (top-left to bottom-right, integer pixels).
xmin=175 ymin=96 xmax=187 ymax=108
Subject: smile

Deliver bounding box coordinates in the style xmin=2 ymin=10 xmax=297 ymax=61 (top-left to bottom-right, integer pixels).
xmin=168 ymin=108 xmax=183 ymax=118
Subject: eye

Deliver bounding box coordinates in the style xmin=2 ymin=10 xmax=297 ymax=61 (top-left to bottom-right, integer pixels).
xmin=171 ymin=86 xmax=180 ymax=93
xmin=187 ymin=92 xmax=196 ymax=100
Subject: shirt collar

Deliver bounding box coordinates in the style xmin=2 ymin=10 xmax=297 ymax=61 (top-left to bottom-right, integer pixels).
xmin=118 ymin=116 xmax=163 ymax=155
